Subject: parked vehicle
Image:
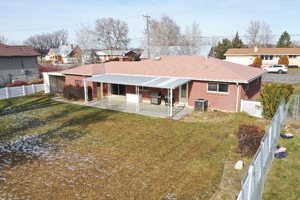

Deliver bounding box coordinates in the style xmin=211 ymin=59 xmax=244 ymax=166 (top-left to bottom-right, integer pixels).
xmin=263 ymin=65 xmax=288 ymax=74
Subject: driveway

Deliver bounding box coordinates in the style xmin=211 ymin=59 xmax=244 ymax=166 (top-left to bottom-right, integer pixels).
xmin=262 ymin=73 xmax=300 ymax=84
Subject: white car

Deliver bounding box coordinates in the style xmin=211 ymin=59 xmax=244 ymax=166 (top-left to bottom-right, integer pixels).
xmin=263 ymin=65 xmax=288 ymax=74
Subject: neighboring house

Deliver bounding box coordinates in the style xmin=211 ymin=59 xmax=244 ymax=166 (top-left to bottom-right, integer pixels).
xmin=0 ymin=43 xmax=40 ymax=86
xmin=225 ymin=47 xmax=300 ymax=67
xmin=95 ymin=49 xmax=141 ymax=63
xmin=45 ymin=44 xmax=81 ymax=64
xmin=57 ymin=56 xmax=264 ymax=113
xmin=140 ymin=45 xmax=213 ymax=59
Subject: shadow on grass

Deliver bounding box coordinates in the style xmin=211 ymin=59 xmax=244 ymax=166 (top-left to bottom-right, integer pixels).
xmin=0 ymin=95 xmax=61 ymax=116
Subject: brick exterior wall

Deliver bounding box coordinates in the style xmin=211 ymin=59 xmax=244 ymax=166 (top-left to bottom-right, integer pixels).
xmin=241 ymin=77 xmax=261 ymax=100
xmin=188 ymin=81 xmax=239 ymax=112
xmin=64 ymin=75 xmax=97 ymax=98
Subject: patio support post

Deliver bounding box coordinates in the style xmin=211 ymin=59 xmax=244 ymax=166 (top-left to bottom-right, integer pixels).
xmin=136 ymin=86 xmax=140 ymax=112
xmin=100 ymin=82 xmax=103 ymax=99
xmin=170 ymin=88 xmax=173 ymax=117
xmin=84 ymin=79 xmax=88 ymax=103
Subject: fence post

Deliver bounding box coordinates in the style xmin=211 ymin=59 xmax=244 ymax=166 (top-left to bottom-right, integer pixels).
xmin=5 ymin=87 xmax=9 ymax=99
xmin=31 ymin=84 xmax=35 ymax=94
xmin=22 ymin=85 xmax=26 ymax=96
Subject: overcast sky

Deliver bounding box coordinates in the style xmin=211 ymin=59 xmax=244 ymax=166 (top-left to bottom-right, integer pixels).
xmin=1 ymin=0 xmax=299 ymax=46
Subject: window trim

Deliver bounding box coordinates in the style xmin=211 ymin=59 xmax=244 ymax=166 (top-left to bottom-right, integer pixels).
xmin=207 ymin=83 xmax=229 ymax=94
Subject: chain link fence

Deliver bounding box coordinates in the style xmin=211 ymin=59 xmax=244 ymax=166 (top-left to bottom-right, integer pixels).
xmin=237 ymin=101 xmax=288 ymax=200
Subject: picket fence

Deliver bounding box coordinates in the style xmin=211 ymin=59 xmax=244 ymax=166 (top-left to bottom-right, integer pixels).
xmin=237 ymin=101 xmax=288 ymax=200
xmin=240 ymin=100 xmax=263 ymax=118
xmin=0 ymin=84 xmax=44 ymax=100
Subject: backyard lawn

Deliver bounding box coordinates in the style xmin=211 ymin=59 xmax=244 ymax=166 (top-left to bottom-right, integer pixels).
xmin=0 ymin=94 xmax=262 ymax=200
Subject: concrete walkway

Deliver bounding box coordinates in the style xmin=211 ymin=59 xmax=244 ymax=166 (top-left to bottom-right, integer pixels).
xmin=53 ymin=97 xmax=193 ymax=120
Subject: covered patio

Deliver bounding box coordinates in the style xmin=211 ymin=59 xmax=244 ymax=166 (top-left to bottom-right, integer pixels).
xmin=83 ymin=74 xmax=191 ymax=118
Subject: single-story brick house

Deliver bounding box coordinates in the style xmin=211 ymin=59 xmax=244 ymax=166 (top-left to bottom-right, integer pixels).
xmin=59 ymin=56 xmax=264 ymax=116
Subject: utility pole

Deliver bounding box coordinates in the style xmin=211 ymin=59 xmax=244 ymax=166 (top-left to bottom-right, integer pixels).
xmin=143 ymin=15 xmax=151 ymax=58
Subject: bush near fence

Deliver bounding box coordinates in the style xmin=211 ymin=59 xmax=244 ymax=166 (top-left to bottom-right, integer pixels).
xmin=236 ymin=124 xmax=265 ymax=157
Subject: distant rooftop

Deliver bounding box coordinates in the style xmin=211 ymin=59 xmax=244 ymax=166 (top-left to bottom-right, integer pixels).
xmin=225 ymin=48 xmax=300 ymax=56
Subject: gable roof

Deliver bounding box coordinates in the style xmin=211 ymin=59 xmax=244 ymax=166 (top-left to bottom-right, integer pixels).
xmin=225 ymin=48 xmax=300 ymax=56
xmin=0 ymin=44 xmax=40 ymax=57
xmin=61 ymin=56 xmax=264 ymax=83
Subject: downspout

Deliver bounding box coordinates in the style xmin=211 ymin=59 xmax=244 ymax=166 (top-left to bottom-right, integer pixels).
xmin=236 ymin=82 xmax=241 ymax=112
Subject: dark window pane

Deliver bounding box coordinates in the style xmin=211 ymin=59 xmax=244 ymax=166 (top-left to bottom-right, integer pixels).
xmin=219 ymin=84 xmax=228 ymax=92
xmin=208 ymin=83 xmax=218 ymax=92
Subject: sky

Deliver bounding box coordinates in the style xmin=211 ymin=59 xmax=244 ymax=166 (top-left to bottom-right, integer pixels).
xmin=1 ymin=0 xmax=300 ymax=47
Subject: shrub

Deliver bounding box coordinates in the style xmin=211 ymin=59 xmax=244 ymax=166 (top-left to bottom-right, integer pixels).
xmin=63 ymin=85 xmax=92 ymax=100
xmin=250 ymin=56 xmax=262 ymax=68
xmin=259 ymin=83 xmax=294 ymax=119
xmin=6 ymin=80 xmax=28 ymax=87
xmin=236 ymin=124 xmax=265 ymax=157
xmin=278 ymin=55 xmax=289 ymax=66
xmin=28 ymin=79 xmax=43 ymax=85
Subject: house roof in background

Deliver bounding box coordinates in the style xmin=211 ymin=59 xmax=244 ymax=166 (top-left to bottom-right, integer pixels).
xmin=0 ymin=44 xmax=40 ymax=57
xmin=225 ymin=48 xmax=300 ymax=56
xmin=140 ymin=45 xmax=213 ymax=59
xmin=62 ymin=56 xmax=264 ymax=83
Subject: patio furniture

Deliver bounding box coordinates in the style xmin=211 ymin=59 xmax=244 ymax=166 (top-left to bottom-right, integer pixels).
xmin=151 ymin=92 xmax=162 ymax=105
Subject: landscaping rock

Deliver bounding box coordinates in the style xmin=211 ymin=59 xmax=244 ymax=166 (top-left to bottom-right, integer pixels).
xmin=0 ymin=177 xmax=6 ymax=183
xmin=234 ymin=160 xmax=244 ymax=170
xmin=161 ymin=193 xmax=177 ymax=200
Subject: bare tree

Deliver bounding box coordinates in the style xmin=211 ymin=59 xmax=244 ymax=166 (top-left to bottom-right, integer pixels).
xmin=95 ymin=17 xmax=129 ymax=49
xmin=24 ymin=29 xmax=68 ymax=56
xmin=259 ymin=22 xmax=274 ymax=47
xmin=76 ymin=25 xmax=98 ymax=50
xmin=246 ymin=20 xmax=261 ymax=47
xmin=149 ymin=15 xmax=181 ymax=46
xmin=0 ymin=35 xmax=8 ymax=44
xmin=180 ymin=23 xmax=202 ymax=55
xmin=246 ymin=20 xmax=274 ymax=47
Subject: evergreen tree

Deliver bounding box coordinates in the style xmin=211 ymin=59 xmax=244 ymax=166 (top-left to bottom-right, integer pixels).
xmin=231 ymin=32 xmax=244 ymax=48
xmin=214 ymin=39 xmax=232 ymax=59
xmin=277 ymin=31 xmax=292 ymax=48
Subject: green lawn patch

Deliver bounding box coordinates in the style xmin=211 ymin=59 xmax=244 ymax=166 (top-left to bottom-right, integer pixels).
xmin=0 ymin=94 xmax=262 ymax=200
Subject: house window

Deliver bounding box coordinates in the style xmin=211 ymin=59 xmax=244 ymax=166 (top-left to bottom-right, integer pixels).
xmin=208 ymin=83 xmax=229 ymax=93
xmin=289 ymin=55 xmax=297 ymax=59
xmin=261 ymin=55 xmax=273 ymax=60
xmin=75 ymin=80 xmax=82 ymax=87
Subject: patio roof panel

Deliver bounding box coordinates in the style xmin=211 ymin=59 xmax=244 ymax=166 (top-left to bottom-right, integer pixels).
xmin=85 ymin=74 xmax=190 ymax=89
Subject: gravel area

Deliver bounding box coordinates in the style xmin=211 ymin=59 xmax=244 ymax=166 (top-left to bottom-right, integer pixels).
xmin=262 ymin=73 xmax=300 ymax=84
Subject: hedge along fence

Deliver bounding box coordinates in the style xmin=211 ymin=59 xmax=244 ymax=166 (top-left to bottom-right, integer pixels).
xmin=0 ymin=84 xmax=44 ymax=100
xmin=63 ymin=85 xmax=92 ymax=101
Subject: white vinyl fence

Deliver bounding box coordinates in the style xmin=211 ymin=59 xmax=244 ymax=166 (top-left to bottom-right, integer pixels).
xmin=240 ymin=100 xmax=263 ymax=118
xmin=237 ymin=101 xmax=288 ymax=200
xmin=0 ymin=84 xmax=44 ymax=100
